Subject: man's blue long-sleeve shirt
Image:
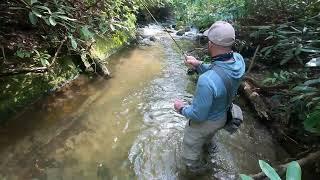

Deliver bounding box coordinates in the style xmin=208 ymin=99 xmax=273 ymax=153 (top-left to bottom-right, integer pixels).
xmin=181 ymin=53 xmax=245 ymax=121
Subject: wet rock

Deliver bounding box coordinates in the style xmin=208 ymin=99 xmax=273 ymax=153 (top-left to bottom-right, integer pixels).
xmin=176 ymin=29 xmax=185 ymax=36
xmin=139 ymin=38 xmax=154 ymax=46
xmin=149 ymin=36 xmax=156 ymax=42
xmin=185 ymin=26 xmax=191 ymax=32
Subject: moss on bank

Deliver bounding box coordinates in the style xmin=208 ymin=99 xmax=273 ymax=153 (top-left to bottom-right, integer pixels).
xmin=0 ymin=57 xmax=78 ymax=121
xmin=0 ymin=16 xmax=137 ymax=122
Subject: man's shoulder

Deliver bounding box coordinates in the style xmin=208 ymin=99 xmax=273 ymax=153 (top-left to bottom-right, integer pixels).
xmin=198 ymin=70 xmax=219 ymax=86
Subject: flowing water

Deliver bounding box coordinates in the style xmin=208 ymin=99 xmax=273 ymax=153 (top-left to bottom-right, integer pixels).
xmin=0 ymin=25 xmax=288 ymax=180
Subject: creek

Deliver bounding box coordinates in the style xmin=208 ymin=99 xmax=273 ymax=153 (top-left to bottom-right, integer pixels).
xmin=0 ymin=25 xmax=288 ymax=180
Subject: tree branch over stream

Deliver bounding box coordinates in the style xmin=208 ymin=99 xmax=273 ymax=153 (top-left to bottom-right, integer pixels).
xmin=0 ymin=36 xmax=67 ymax=77
xmin=0 ymin=67 xmax=48 ymax=77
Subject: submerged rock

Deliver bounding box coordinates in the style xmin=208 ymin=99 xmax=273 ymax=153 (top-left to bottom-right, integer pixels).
xmin=149 ymin=36 xmax=156 ymax=42
xmin=139 ymin=38 xmax=154 ymax=46
xmin=176 ymin=29 xmax=186 ymax=36
xmin=185 ymin=26 xmax=191 ymax=32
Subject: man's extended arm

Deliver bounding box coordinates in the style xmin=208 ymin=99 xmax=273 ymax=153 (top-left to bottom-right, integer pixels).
xmin=181 ymin=76 xmax=214 ymax=121
xmin=185 ymin=56 xmax=211 ymax=75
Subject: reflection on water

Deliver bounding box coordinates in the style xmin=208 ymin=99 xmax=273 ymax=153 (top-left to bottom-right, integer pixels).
xmin=0 ymin=44 xmax=164 ymax=179
xmin=0 ymin=25 xmax=288 ymax=180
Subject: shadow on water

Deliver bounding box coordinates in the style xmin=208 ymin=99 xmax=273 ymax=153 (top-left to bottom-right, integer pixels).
xmin=0 ymin=25 xmax=288 ymax=180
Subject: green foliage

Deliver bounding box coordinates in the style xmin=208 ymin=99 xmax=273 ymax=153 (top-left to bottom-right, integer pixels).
xmin=15 ymin=49 xmax=32 ymax=59
xmin=303 ymin=108 xmax=320 ymax=134
xmin=240 ymin=160 xmax=302 ymax=180
xmin=169 ymin=0 xmax=245 ymax=29
xmin=259 ymin=160 xmax=281 ymax=180
xmin=33 ymin=50 xmax=51 ymax=67
xmin=290 ymin=78 xmax=320 ymax=134
xmin=13 ymin=0 xmax=167 ymax=59
xmin=286 ymin=161 xmax=301 ymax=180
xmin=263 ymin=70 xmax=307 ymax=85
xmin=252 ymin=14 xmax=320 ymax=65
xmin=239 ymin=174 xmax=253 ymax=180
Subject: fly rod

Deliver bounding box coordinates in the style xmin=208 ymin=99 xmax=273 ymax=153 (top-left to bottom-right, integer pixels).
xmin=140 ymin=2 xmax=197 ymax=75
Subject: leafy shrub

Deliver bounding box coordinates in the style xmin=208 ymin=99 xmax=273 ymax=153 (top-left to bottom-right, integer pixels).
xmin=168 ymin=0 xmax=245 ymax=29
xmin=291 ymin=78 xmax=320 ymax=134
xmin=240 ymin=160 xmax=301 ymax=180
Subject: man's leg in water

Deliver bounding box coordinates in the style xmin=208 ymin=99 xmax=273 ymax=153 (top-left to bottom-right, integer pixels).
xmin=182 ymin=116 xmax=226 ymax=174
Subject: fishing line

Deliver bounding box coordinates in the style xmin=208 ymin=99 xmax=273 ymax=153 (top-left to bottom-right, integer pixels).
xmin=140 ymin=2 xmax=186 ymax=57
xmin=140 ymin=2 xmax=197 ymax=75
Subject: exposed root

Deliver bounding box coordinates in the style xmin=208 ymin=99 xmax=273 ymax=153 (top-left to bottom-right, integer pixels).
xmin=0 ymin=67 xmax=48 ymax=77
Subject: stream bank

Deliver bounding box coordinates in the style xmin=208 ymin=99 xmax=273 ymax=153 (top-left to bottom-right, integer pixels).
xmin=0 ymin=21 xmax=136 ymax=122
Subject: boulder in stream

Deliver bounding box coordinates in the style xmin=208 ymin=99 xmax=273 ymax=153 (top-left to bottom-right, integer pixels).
xmin=176 ymin=29 xmax=186 ymax=36
xmin=149 ymin=36 xmax=156 ymax=42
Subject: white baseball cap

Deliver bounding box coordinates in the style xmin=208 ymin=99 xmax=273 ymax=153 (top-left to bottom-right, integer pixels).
xmin=203 ymin=21 xmax=235 ymax=47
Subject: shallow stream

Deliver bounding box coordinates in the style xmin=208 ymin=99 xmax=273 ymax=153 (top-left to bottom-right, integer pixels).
xmin=0 ymin=25 xmax=288 ymax=180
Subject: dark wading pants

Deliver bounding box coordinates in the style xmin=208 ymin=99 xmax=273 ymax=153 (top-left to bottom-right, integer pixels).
xmin=182 ymin=113 xmax=227 ymax=169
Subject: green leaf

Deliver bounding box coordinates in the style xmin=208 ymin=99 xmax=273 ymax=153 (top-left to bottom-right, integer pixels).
xmin=30 ymin=0 xmax=38 ymax=5
xmin=32 ymin=10 xmax=42 ymax=17
xmin=300 ymin=48 xmax=320 ymax=53
xmin=286 ymin=161 xmax=301 ymax=180
xmin=80 ymin=26 xmax=94 ymax=40
xmin=28 ymin=12 xmax=37 ymax=25
xmin=49 ymin=16 xmax=57 ymax=26
xmin=40 ymin=58 xmax=50 ymax=67
xmin=304 ymin=78 xmax=320 ymax=86
xmin=240 ymin=174 xmax=253 ymax=180
xmin=34 ymin=5 xmax=52 ymax=14
xmin=292 ymin=86 xmax=318 ymax=93
xmin=69 ymin=35 xmax=77 ymax=49
xmin=259 ymin=160 xmax=281 ymax=180
xmin=290 ymin=95 xmax=305 ymax=102
xmin=57 ymin=15 xmax=76 ymax=21
xmin=304 ymin=110 xmax=320 ymax=134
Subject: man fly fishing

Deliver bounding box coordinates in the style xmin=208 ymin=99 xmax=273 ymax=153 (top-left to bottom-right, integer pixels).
xmin=174 ymin=21 xmax=246 ymax=173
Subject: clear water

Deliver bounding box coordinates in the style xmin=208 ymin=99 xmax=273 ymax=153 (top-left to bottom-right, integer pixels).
xmin=0 ymin=25 xmax=287 ymax=180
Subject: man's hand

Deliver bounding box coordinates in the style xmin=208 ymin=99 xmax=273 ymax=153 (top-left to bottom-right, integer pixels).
xmin=174 ymin=99 xmax=185 ymax=114
xmin=184 ymin=56 xmax=201 ymax=69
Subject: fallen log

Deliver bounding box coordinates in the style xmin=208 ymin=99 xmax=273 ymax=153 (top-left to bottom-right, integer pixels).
xmin=251 ymin=150 xmax=320 ymax=179
xmin=243 ymin=76 xmax=289 ymax=93
xmin=0 ymin=67 xmax=48 ymax=77
xmin=240 ymin=80 xmax=271 ymax=121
